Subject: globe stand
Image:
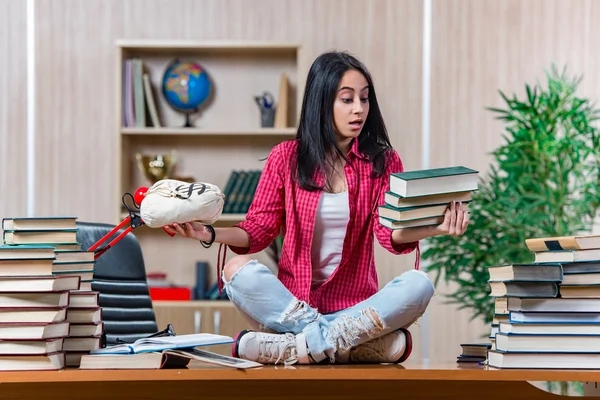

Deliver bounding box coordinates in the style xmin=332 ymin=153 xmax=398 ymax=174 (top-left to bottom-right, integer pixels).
xmin=182 ymin=110 xmax=197 ymax=128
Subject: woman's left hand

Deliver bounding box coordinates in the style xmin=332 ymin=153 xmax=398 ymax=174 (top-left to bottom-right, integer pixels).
xmin=435 ymin=201 xmax=469 ymax=237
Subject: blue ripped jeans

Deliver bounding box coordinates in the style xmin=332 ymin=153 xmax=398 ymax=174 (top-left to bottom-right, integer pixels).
xmin=223 ymin=259 xmax=435 ymax=363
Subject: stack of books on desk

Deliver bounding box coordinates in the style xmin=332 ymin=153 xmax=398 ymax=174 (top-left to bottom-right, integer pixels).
xmin=1 ymin=216 xmax=104 ymax=369
xmin=379 ymin=166 xmax=478 ymax=230
xmin=487 ymin=233 xmax=600 ymax=369
xmin=51 ymin=247 xmax=102 ymax=367
xmin=456 ymin=343 xmax=490 ymax=363
xmin=0 ymin=244 xmax=75 ymax=370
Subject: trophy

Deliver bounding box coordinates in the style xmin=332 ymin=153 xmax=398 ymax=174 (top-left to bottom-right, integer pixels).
xmin=135 ymin=149 xmax=177 ymax=185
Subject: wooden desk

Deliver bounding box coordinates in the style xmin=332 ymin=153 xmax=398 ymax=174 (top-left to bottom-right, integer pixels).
xmin=0 ymin=362 xmax=598 ymax=399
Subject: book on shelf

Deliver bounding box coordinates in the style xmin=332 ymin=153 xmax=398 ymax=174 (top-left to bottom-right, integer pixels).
xmin=526 ymin=234 xmax=600 ymax=252
xmin=132 ymin=58 xmax=145 ymax=128
xmin=222 ymin=169 xmax=261 ymax=214
xmin=487 ymin=263 xmax=563 ymax=282
xmin=235 ymin=170 xmax=261 ymax=214
xmin=122 ymin=58 xmax=163 ymax=128
xmin=123 ymin=59 xmax=135 ymax=127
xmin=389 ymin=166 xmax=479 ymax=198
xmin=91 ymin=332 xmax=234 ymax=355
xmin=143 ymin=73 xmax=161 ymax=127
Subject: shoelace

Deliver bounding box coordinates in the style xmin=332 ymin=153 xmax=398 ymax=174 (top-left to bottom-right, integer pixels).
xmin=349 ymin=337 xmax=386 ymax=362
xmin=259 ymin=334 xmax=299 ymax=366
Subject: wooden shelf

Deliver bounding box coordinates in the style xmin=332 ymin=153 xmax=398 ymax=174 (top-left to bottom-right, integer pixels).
xmin=116 ymin=39 xmax=300 ymax=52
xmin=218 ymin=213 xmax=246 ymax=222
xmin=119 ymin=212 xmax=245 ymax=223
xmin=116 ymin=39 xmax=299 ymax=285
xmin=121 ymin=127 xmax=296 ymax=137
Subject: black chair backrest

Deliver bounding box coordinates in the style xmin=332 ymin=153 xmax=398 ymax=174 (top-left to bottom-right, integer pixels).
xmin=76 ymin=221 xmax=158 ymax=345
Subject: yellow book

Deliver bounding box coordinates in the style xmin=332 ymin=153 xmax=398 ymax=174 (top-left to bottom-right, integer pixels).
xmin=526 ymin=235 xmax=600 ymax=252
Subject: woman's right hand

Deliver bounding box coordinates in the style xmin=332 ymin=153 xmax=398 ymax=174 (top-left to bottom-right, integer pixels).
xmin=163 ymin=222 xmax=212 ymax=242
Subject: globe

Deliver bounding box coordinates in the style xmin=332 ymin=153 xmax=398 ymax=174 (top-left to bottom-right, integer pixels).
xmin=161 ymin=59 xmax=212 ymax=127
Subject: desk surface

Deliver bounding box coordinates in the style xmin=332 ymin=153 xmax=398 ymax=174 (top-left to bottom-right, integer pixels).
xmin=0 ymin=361 xmax=599 ymax=383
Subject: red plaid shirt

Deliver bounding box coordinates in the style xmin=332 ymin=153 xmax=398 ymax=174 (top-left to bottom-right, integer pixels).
xmin=229 ymin=139 xmax=418 ymax=314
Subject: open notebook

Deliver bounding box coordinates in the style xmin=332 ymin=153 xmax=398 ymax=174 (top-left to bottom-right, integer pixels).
xmin=91 ymin=333 xmax=234 ymax=355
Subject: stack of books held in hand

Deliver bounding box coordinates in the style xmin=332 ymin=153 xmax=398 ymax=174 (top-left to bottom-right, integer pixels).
xmin=379 ymin=166 xmax=479 ymax=230
xmin=0 ymin=216 xmax=102 ymax=370
xmin=486 ymin=233 xmax=600 ymax=369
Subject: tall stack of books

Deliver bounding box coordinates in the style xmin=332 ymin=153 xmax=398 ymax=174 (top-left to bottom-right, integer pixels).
xmin=379 ymin=166 xmax=479 ymax=230
xmin=487 ymin=234 xmax=600 ymax=369
xmin=1 ymin=217 xmax=103 ymax=368
xmin=52 ymin=246 xmax=103 ymax=367
xmin=0 ymin=244 xmax=74 ymax=370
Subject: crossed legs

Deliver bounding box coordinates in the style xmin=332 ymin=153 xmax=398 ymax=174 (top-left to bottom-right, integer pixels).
xmin=223 ymin=255 xmax=435 ymax=364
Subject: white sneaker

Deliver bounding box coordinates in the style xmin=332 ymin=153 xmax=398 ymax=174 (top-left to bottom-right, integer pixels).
xmin=345 ymin=328 xmax=412 ymax=364
xmin=232 ymin=330 xmax=311 ymax=365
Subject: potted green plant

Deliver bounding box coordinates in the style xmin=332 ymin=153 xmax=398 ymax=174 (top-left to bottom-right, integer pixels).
xmin=422 ymin=66 xmax=600 ymax=396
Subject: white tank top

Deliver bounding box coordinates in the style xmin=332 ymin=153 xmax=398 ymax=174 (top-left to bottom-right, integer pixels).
xmin=310 ymin=191 xmax=350 ymax=290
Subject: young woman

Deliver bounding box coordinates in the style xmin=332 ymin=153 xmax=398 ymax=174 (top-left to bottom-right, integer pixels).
xmin=165 ymin=51 xmax=469 ymax=365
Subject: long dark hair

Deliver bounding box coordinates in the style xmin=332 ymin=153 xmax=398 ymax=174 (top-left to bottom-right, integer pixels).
xmin=294 ymin=51 xmax=393 ymax=191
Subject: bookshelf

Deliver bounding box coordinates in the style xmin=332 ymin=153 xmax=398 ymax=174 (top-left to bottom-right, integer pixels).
xmin=115 ymin=39 xmax=301 ymax=288
xmin=121 ymin=127 xmax=297 ymax=136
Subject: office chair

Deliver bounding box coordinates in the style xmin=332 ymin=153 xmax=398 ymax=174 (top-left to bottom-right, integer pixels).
xmin=76 ymin=221 xmax=159 ymax=345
